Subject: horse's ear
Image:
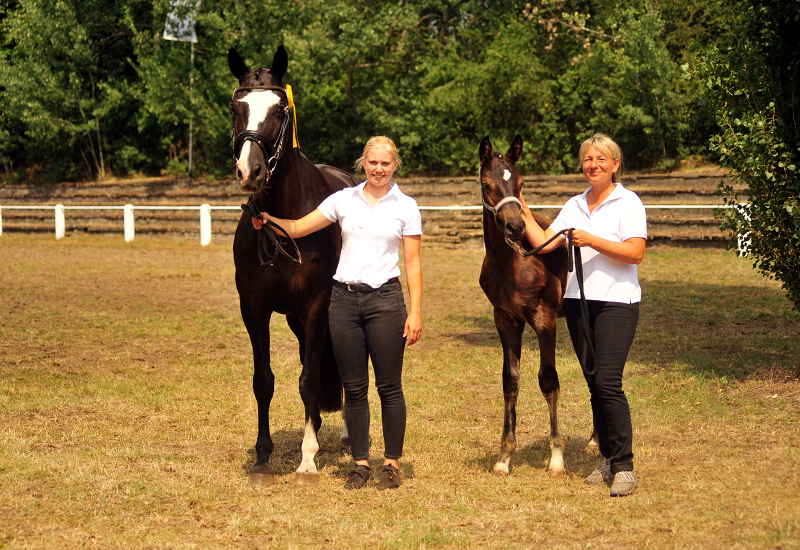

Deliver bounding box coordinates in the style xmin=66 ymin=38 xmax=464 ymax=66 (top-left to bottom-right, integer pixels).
xmin=479 ymin=136 xmax=493 ymax=166
xmin=506 ymin=134 xmax=523 ymax=164
xmin=271 ymin=45 xmax=288 ymax=80
xmin=228 ymin=48 xmax=249 ymax=81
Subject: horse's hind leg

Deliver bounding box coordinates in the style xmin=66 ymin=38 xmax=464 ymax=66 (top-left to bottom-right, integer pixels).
xmin=534 ymin=310 xmax=565 ymax=477
xmin=291 ymin=307 xmax=329 ymax=484
xmin=493 ymin=309 xmax=524 ymax=476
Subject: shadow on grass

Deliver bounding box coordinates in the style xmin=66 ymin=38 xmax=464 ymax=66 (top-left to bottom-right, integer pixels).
xmin=633 ymin=281 xmax=799 ymax=379
xmin=240 ymin=425 xmax=351 ymax=477
xmin=442 ymin=280 xmax=799 ymax=380
xmin=239 ymin=428 xmax=416 ymax=483
xmin=465 ymin=436 xmax=604 ymax=478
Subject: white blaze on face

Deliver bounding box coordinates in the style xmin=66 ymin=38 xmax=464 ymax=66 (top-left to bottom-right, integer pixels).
xmin=237 ymin=91 xmax=282 ymax=179
xmin=503 ymin=169 xmax=512 ymax=181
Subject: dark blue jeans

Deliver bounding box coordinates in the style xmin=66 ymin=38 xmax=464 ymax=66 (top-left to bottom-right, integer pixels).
xmin=329 ymin=278 xmax=408 ymax=461
xmin=563 ymin=299 xmax=639 ymax=474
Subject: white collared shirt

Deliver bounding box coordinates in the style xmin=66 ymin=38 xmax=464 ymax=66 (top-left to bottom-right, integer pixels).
xmin=317 ymin=181 xmax=422 ymax=288
xmin=549 ymin=182 xmax=647 ymax=303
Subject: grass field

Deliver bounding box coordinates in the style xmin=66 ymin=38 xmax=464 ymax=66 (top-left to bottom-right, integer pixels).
xmin=1 ymin=234 xmax=799 ymax=549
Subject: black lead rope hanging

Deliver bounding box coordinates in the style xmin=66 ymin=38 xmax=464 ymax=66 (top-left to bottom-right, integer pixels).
xmin=240 ymin=199 xmax=302 ymax=266
xmin=570 ymin=232 xmax=598 ymax=378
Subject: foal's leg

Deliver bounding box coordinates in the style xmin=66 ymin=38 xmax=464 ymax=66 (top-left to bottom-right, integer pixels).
xmin=533 ymin=309 xmax=565 ymax=477
xmin=586 ymin=429 xmax=600 ymax=452
xmin=240 ymin=302 xmax=275 ymax=486
xmin=493 ymin=309 xmax=524 ymax=476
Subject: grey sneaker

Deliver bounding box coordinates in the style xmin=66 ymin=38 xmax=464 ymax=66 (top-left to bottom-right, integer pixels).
xmin=609 ymin=470 xmax=638 ymax=497
xmin=584 ymin=458 xmax=612 ymax=484
xmin=344 ymin=465 xmax=372 ymax=490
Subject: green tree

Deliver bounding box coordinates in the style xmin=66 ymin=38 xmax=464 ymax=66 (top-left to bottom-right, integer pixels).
xmin=0 ymin=0 xmax=140 ymax=180
xmin=696 ymin=0 xmax=800 ymax=310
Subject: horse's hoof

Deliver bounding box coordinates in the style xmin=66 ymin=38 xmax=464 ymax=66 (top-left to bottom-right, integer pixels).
xmin=549 ymin=468 xmax=566 ymax=478
xmin=492 ymin=464 xmax=510 ymax=477
xmin=249 ymin=470 xmax=274 ymax=486
xmin=294 ymin=472 xmax=319 ymax=485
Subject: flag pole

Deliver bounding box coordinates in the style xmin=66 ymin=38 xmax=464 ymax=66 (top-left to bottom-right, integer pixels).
xmin=189 ymin=41 xmax=194 ymax=179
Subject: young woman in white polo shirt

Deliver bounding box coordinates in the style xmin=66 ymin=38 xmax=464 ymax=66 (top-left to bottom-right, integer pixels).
xmin=520 ymin=133 xmax=646 ymax=497
xmin=252 ymin=136 xmax=422 ymax=491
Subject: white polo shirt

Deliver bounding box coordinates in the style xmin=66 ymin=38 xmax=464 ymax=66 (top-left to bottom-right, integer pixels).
xmin=549 ymin=183 xmax=647 ymax=303
xmin=317 ymin=181 xmax=422 ymax=288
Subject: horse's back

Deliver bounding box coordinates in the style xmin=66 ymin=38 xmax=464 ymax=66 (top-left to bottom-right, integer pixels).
xmin=315 ymin=163 xmax=358 ymax=192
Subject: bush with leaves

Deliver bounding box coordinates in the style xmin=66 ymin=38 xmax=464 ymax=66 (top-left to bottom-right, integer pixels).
xmin=695 ymin=0 xmax=800 ymax=310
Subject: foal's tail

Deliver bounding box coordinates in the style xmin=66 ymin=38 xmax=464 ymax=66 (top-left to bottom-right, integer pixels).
xmin=319 ymin=323 xmax=343 ymax=413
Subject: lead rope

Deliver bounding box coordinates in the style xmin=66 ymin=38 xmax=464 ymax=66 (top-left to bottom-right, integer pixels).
xmin=510 ymin=227 xmax=598 ymax=377
xmin=241 ymin=198 xmax=302 ymax=266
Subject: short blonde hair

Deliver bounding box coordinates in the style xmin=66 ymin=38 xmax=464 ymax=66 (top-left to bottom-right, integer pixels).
xmin=578 ymin=133 xmax=623 ymax=183
xmin=353 ymin=136 xmax=402 ymax=173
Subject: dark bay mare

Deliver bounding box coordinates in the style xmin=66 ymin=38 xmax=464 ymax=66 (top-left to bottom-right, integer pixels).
xmin=228 ymin=45 xmax=356 ymax=486
xmin=478 ymin=135 xmax=575 ymax=476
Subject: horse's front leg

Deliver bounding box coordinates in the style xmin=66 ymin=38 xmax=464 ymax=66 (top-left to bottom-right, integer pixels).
xmin=493 ymin=308 xmax=524 ymax=476
xmin=533 ymin=308 xmax=565 ymax=477
xmin=240 ymin=301 xmax=275 ymax=486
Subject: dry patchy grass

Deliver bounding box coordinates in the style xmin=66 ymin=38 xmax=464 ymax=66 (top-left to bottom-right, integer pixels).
xmin=1 ymin=234 xmax=799 ymax=549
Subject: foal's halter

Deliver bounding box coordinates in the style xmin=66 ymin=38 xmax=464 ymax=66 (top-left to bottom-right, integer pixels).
xmin=231 ymin=85 xmax=291 ymax=180
xmin=480 ymin=169 xmax=599 ymax=376
xmin=480 ymin=168 xmax=525 ymax=251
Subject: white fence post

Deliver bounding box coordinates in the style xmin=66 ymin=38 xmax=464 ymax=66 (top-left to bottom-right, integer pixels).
xmin=55 ymin=204 xmax=65 ymax=239
xmin=200 ymin=204 xmax=211 ymax=246
xmin=0 ymin=205 xmax=3 ymax=236
xmin=736 ymin=203 xmax=751 ymax=256
xmin=124 ymin=204 xmax=135 ymax=242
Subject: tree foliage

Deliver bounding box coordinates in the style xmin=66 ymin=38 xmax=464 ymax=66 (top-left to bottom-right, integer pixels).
xmin=695 ymin=0 xmax=800 ymax=310
xmin=0 ymin=0 xmax=738 ymax=181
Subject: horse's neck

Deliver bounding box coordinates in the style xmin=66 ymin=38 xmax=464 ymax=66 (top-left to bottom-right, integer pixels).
xmin=257 ymin=149 xmax=324 ymax=218
xmin=482 ymin=212 xmax=515 ymax=260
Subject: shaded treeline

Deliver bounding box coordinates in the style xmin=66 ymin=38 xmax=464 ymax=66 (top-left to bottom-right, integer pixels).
xmin=0 ymin=0 xmax=745 ymax=181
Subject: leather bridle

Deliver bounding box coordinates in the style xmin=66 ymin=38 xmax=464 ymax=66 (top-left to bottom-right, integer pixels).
xmin=231 ymin=85 xmax=291 ymax=182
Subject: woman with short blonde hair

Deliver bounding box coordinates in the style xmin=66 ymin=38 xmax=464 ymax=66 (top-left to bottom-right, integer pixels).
xmin=520 ymin=132 xmax=646 ymax=497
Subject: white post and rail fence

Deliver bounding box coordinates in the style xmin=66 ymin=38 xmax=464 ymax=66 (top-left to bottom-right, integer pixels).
xmin=0 ymin=203 xmax=750 ymax=253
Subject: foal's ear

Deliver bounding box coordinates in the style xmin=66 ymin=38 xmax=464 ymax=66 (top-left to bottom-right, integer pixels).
xmin=271 ymin=45 xmax=288 ymax=80
xmin=479 ymin=135 xmax=493 ymax=166
xmin=228 ymin=48 xmax=249 ymax=81
xmin=506 ymin=134 xmax=523 ymax=164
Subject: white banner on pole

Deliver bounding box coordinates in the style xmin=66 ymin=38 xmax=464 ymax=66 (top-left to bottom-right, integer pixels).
xmin=163 ymin=0 xmax=200 ymax=42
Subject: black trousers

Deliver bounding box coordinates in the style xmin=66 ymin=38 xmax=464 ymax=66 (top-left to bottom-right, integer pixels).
xmin=563 ymin=298 xmax=639 ymax=474
xmin=328 ymin=278 xmax=408 ymax=461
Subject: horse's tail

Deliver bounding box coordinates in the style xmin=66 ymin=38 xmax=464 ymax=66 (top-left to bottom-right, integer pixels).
xmin=319 ymin=323 xmax=343 ymax=412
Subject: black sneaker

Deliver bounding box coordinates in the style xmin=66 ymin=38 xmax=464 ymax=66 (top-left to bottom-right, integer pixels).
xmin=376 ymin=464 xmax=401 ymax=491
xmin=344 ymin=465 xmax=372 ymax=490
